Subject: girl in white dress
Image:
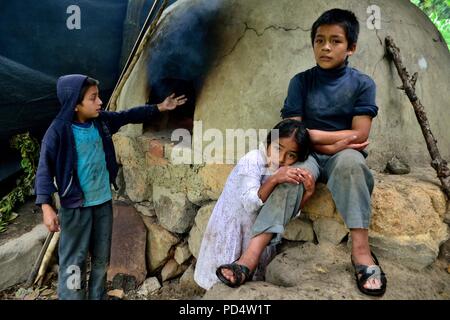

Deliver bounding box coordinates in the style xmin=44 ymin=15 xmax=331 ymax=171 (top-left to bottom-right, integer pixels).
xmin=194 ymin=119 xmax=317 ymax=290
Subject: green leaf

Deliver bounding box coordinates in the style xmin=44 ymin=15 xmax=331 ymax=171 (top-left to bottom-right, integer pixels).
xmin=8 ymin=212 xmax=19 ymax=222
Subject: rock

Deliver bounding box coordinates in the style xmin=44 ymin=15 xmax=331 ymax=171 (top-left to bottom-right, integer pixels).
xmin=226 ymin=242 xmax=450 ymax=300
xmin=107 ymin=289 xmax=124 ymax=299
xmin=188 ymin=202 xmax=216 ymax=258
xmin=439 ymin=238 xmax=450 ymax=263
xmin=0 ymin=224 xmax=47 ymax=291
xmin=112 ymin=133 xmax=142 ymax=165
xmin=313 ymin=218 xmax=348 ymax=245
xmin=111 ymin=273 xmax=137 ymax=293
xmin=142 ymin=217 xmax=179 ymax=273
xmin=174 ymin=242 xmax=192 ymax=265
xmin=153 ymin=185 xmax=198 ymax=233
xmin=385 ymin=155 xmax=411 ymax=175
xmin=135 ymin=202 xmax=156 ymax=217
xmin=137 ymin=277 xmax=161 ymax=296
xmin=444 ymin=212 xmax=450 ymax=225
xmin=123 ymin=165 xmax=152 ymax=202
xmin=198 ymin=165 xmax=234 ymax=200
xmin=283 ymin=218 xmax=315 ymax=242
xmin=161 ymin=259 xmax=189 ymax=282
xmin=302 ymin=183 xmax=342 ymax=223
xmin=179 ymin=264 xmax=204 ymax=294
xmin=107 ymin=203 xmax=147 ymax=287
xmin=369 ymin=174 xmax=448 ymax=269
xmin=368 ymin=231 xmax=446 ymax=270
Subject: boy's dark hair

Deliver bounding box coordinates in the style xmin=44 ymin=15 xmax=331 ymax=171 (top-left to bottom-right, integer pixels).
xmin=77 ymin=77 xmax=100 ymax=105
xmin=311 ymin=8 xmax=359 ymax=49
xmin=266 ymin=119 xmax=310 ymax=162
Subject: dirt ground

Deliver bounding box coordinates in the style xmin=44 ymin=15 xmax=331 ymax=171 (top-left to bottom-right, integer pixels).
xmin=1 ymin=198 xmax=448 ymax=300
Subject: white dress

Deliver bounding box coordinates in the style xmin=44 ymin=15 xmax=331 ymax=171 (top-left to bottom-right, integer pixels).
xmin=194 ymin=149 xmax=277 ymax=290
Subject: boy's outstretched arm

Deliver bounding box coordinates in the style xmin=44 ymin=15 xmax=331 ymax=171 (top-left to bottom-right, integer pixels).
xmin=156 ymin=93 xmax=188 ymax=112
xmin=101 ymin=94 xmax=187 ymax=134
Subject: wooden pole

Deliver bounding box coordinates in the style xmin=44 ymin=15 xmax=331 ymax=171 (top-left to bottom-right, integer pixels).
xmin=25 ymin=232 xmax=54 ymax=288
xmin=385 ymin=36 xmax=450 ymax=199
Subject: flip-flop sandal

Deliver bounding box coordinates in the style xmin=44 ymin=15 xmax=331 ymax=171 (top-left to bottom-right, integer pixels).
xmin=216 ymin=261 xmax=254 ymax=288
xmin=351 ymin=252 xmax=387 ymax=297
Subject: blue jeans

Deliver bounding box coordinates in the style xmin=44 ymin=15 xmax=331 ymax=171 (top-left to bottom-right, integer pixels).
xmin=57 ymin=200 xmax=113 ymax=300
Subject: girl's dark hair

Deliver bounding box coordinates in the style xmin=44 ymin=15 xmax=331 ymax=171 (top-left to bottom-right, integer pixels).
xmin=310 ymin=8 xmax=359 ymax=49
xmin=266 ymin=119 xmax=310 ymax=162
xmin=77 ymin=77 xmax=100 ymax=104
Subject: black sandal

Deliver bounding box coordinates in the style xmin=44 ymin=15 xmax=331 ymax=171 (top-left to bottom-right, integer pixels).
xmin=216 ymin=261 xmax=254 ymax=288
xmin=351 ymin=252 xmax=387 ymax=297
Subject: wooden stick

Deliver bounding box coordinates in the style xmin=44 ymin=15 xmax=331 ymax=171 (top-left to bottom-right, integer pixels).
xmin=385 ymin=36 xmax=450 ymax=199
xmin=25 ymin=232 xmax=54 ymax=288
xmin=34 ymin=231 xmax=60 ymax=286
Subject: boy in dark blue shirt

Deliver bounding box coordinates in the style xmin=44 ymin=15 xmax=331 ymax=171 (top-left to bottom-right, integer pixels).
xmin=35 ymin=74 xmax=186 ymax=299
xmin=216 ymin=9 xmax=386 ymax=297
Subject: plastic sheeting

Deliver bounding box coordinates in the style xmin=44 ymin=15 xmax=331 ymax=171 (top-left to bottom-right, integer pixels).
xmin=0 ymin=0 xmax=130 ymax=142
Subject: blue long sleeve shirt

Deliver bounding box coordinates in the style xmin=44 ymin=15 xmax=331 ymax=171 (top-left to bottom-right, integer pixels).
xmin=281 ymin=61 xmax=378 ymax=130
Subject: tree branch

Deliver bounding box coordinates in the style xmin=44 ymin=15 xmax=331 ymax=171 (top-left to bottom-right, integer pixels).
xmin=385 ymin=36 xmax=450 ymax=199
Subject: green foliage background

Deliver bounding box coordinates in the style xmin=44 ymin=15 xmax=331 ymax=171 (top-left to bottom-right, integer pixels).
xmin=411 ymin=0 xmax=450 ymax=50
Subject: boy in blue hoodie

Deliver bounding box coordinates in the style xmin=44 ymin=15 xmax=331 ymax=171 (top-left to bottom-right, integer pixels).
xmin=35 ymin=74 xmax=186 ymax=300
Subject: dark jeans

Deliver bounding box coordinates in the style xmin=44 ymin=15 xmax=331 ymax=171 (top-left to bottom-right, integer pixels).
xmin=57 ymin=200 xmax=113 ymax=300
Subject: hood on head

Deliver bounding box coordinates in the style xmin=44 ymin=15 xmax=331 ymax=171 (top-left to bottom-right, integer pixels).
xmin=56 ymin=74 xmax=88 ymax=122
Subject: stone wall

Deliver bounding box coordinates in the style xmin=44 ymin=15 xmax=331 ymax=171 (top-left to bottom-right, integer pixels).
xmin=113 ymin=131 xmax=449 ymax=287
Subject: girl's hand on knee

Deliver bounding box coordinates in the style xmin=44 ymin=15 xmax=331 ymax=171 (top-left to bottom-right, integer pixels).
xmin=273 ymin=167 xmax=303 ymax=185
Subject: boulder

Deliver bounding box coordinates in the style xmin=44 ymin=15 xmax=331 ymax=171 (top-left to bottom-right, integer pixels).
xmin=283 ymin=217 xmax=315 ymax=242
xmin=134 ymin=201 xmax=156 ymax=217
xmin=137 ymin=277 xmax=161 ymax=297
xmin=188 ymin=201 xmax=216 ymax=258
xmin=204 ymin=242 xmax=450 ymax=300
xmin=385 ymin=155 xmax=411 ymax=174
xmin=161 ymin=259 xmax=189 ymax=282
xmin=107 ymin=204 xmax=147 ymax=287
xmin=153 ymin=185 xmax=197 ymax=234
xmin=313 ymin=218 xmax=349 ymax=245
xmin=198 ymin=164 xmax=234 ymax=200
xmin=179 ymin=264 xmax=204 ymax=294
xmin=142 ymin=217 xmax=179 ymax=273
xmin=369 ymin=173 xmax=448 ymax=269
xmin=0 ymin=224 xmax=47 ymax=291
xmin=302 ymin=183 xmax=342 ymax=223
xmin=174 ymin=242 xmax=192 ymax=265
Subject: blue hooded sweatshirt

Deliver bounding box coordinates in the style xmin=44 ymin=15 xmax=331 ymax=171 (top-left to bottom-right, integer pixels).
xmin=35 ymin=74 xmax=160 ymax=208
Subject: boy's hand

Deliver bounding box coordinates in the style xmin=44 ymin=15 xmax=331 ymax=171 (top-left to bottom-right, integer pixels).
xmin=335 ymin=135 xmax=369 ymax=152
xmin=42 ymin=204 xmax=60 ymax=232
xmin=157 ymin=93 xmax=188 ymax=112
